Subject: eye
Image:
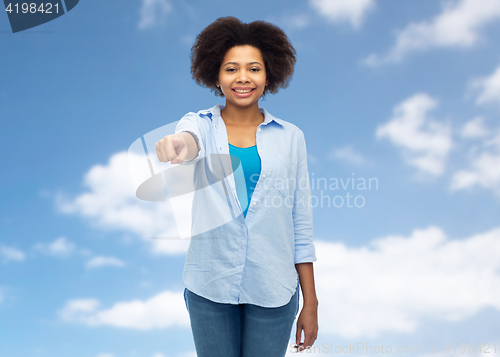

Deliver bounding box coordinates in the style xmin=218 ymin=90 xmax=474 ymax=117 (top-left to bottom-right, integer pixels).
xmin=226 ymin=68 xmax=236 ymax=72
xmin=251 ymin=68 xmax=260 ymax=72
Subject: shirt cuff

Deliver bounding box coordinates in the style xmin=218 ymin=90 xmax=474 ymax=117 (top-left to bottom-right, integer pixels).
xmin=295 ymin=246 xmax=317 ymax=264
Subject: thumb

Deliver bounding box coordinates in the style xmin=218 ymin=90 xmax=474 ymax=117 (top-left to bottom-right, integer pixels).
xmin=172 ymin=135 xmax=181 ymax=146
xmin=172 ymin=134 xmax=187 ymax=150
xmin=171 ymin=141 xmax=188 ymax=164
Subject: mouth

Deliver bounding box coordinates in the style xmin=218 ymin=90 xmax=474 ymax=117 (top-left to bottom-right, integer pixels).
xmin=232 ymin=88 xmax=256 ymax=97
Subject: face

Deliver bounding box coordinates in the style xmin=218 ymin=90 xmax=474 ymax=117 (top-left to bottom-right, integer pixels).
xmin=216 ymin=45 xmax=268 ymax=109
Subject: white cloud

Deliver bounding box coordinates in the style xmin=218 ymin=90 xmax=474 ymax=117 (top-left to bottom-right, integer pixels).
xmin=439 ymin=350 xmax=500 ymax=357
xmin=59 ymin=290 xmax=189 ymax=330
xmin=451 ymin=132 xmax=500 ymax=195
xmin=364 ymin=0 xmax=500 ymax=65
xmin=54 ymin=152 xmax=189 ymax=255
xmin=177 ymin=352 xmax=197 ymax=357
xmin=376 ymin=93 xmax=453 ymax=176
xmin=310 ymin=0 xmax=375 ymax=28
xmin=59 ymin=298 xmax=102 ymax=320
xmin=314 ymin=225 xmax=500 ymax=338
xmin=86 ymin=256 xmax=126 ymax=269
xmin=152 ymin=352 xmax=196 ymax=357
xmin=33 ymin=237 xmax=75 ymax=258
xmin=328 ymin=145 xmax=365 ymax=164
xmin=268 ymin=13 xmax=312 ymax=34
xmin=470 ymin=62 xmax=500 ymax=106
xmin=149 ymin=351 xmax=198 ymax=357
xmin=0 ymin=245 xmax=25 ymax=263
xmin=460 ymin=116 xmax=489 ymax=138
xmin=138 ymin=0 xmax=172 ymax=30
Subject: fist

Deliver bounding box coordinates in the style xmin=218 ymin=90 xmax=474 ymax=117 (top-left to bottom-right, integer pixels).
xmin=155 ymin=133 xmax=189 ymax=165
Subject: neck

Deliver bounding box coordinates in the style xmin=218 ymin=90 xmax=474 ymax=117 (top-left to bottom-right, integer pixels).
xmin=221 ymin=101 xmax=264 ymax=126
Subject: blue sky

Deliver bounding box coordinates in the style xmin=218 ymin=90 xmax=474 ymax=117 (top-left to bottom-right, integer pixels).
xmin=1 ymin=0 xmax=500 ymax=356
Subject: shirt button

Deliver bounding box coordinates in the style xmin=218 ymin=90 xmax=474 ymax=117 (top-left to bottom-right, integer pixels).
xmin=253 ymin=201 xmax=257 ymax=206
xmin=258 ymin=128 xmax=261 ymax=132
xmin=262 ymin=174 xmax=266 ymax=178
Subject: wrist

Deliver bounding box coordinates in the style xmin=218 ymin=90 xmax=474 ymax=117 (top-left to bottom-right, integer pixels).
xmin=303 ymin=297 xmax=319 ymax=308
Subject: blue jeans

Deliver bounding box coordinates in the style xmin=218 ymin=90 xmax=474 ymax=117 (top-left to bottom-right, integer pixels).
xmin=184 ymin=287 xmax=299 ymax=357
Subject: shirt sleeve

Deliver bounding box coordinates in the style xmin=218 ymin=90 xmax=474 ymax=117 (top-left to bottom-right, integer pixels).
xmin=174 ymin=113 xmax=205 ymax=166
xmin=293 ymin=131 xmax=317 ymax=264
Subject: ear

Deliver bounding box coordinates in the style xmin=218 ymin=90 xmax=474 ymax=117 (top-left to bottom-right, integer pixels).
xmin=265 ymin=78 xmax=269 ymax=87
xmin=216 ymin=80 xmax=219 ymax=87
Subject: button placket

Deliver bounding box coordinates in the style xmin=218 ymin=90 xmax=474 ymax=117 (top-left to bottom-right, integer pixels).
xmin=250 ymin=124 xmax=265 ymax=209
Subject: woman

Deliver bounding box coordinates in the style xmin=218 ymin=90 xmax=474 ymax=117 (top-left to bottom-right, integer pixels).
xmin=155 ymin=16 xmax=318 ymax=357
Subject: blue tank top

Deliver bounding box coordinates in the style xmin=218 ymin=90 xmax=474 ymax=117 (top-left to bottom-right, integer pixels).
xmin=228 ymin=143 xmax=262 ymax=218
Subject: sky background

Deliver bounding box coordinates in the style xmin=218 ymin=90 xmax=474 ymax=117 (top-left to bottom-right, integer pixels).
xmin=1 ymin=0 xmax=500 ymax=356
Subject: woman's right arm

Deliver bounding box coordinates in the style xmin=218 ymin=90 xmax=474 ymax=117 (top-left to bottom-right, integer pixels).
xmin=155 ymin=131 xmax=200 ymax=164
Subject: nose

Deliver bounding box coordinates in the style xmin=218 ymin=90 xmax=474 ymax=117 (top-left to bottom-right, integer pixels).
xmin=236 ymin=69 xmax=250 ymax=83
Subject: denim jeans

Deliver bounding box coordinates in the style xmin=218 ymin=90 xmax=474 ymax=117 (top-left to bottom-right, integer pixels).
xmin=184 ymin=287 xmax=299 ymax=357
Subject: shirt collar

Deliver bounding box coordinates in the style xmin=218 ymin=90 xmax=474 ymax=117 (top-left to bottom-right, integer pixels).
xmin=204 ymin=104 xmax=283 ymax=127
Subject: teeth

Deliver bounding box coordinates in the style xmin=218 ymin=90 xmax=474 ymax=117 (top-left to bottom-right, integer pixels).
xmin=234 ymin=89 xmax=253 ymax=93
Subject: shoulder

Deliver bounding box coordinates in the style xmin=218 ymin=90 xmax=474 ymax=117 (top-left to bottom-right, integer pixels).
xmin=180 ymin=105 xmax=216 ymax=121
xmin=263 ymin=108 xmax=306 ymax=143
xmin=178 ymin=105 xmax=219 ymax=132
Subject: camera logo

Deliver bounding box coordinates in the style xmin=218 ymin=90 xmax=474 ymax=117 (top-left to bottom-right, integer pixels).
xmin=3 ymin=0 xmax=79 ymax=33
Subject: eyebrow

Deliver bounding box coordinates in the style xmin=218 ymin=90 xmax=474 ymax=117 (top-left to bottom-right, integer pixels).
xmin=223 ymin=61 xmax=263 ymax=67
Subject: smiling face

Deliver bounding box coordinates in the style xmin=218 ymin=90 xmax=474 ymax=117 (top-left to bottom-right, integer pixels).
xmin=216 ymin=45 xmax=269 ymax=109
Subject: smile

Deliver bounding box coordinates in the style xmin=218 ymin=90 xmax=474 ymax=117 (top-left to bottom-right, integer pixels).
xmin=232 ymin=88 xmax=256 ymax=97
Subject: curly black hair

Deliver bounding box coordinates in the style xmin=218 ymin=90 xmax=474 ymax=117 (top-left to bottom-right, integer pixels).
xmin=190 ymin=17 xmax=297 ymax=98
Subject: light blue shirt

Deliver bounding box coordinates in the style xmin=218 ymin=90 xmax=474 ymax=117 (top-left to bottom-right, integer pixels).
xmin=174 ymin=104 xmax=316 ymax=308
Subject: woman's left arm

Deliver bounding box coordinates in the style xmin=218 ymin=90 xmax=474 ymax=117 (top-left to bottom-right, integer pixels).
xmin=292 ymin=131 xmax=319 ymax=351
xmin=295 ymin=262 xmax=319 ymax=352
